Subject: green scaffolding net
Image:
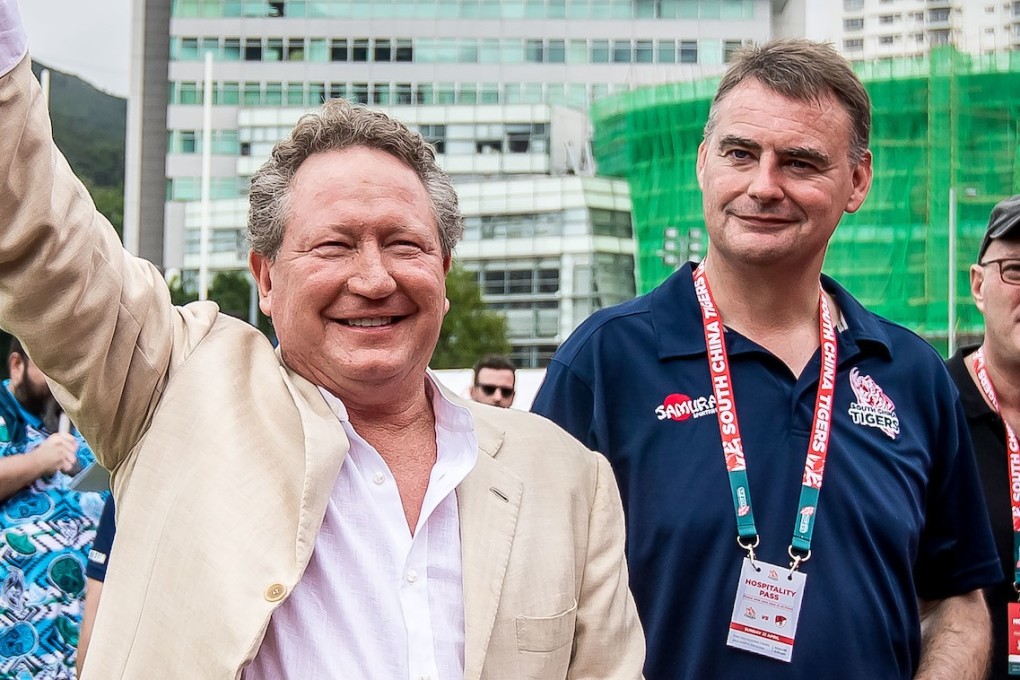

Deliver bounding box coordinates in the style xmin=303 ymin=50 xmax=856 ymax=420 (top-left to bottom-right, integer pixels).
xmin=592 ymin=47 xmax=1020 ymax=353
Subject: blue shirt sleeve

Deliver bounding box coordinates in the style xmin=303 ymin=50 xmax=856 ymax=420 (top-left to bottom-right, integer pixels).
xmin=86 ymin=494 xmax=116 ymax=581
xmin=532 ymin=358 xmax=600 ymax=452
xmin=914 ymin=393 xmax=1003 ymax=600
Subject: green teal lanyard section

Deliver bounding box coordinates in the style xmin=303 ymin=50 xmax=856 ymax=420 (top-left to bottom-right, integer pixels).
xmin=728 ymin=469 xmax=757 ymax=540
xmin=791 ymin=486 xmax=821 ymax=553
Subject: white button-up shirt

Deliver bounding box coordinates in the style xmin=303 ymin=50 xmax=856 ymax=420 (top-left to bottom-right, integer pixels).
xmin=244 ymin=378 xmax=478 ymax=679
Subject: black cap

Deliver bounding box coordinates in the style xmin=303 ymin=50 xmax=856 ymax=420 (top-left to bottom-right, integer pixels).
xmin=979 ymin=195 xmax=1020 ymax=261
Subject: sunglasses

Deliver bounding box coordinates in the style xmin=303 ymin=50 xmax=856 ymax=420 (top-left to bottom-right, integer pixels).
xmin=476 ymin=383 xmax=515 ymax=398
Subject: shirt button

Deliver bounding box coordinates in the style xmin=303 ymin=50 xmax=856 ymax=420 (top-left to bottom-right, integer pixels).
xmin=264 ymin=583 xmax=287 ymax=602
xmin=406 ymin=569 xmax=418 ymax=583
xmin=373 ymin=473 xmax=385 ymax=485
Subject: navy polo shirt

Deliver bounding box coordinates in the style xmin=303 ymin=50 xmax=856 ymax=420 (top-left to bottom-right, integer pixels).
xmin=533 ymin=262 xmax=1001 ymax=680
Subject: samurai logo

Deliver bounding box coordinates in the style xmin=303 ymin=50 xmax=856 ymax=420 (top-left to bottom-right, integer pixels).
xmin=847 ymin=368 xmax=900 ymax=439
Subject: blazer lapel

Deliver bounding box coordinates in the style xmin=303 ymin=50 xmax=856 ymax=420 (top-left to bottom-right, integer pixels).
xmin=280 ymin=363 xmax=350 ymax=569
xmin=459 ymin=412 xmax=523 ymax=680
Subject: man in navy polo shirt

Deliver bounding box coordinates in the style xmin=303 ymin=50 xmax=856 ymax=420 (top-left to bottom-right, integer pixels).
xmin=533 ymin=39 xmax=1000 ymax=679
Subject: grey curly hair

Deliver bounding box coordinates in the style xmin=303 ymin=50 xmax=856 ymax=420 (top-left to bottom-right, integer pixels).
xmin=247 ymin=99 xmax=463 ymax=259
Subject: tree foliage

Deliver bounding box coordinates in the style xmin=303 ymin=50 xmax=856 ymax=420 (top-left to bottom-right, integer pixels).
xmin=432 ymin=265 xmax=511 ymax=369
xmin=167 ymin=270 xmax=275 ymax=339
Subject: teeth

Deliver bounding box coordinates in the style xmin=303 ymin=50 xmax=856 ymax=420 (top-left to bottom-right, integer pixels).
xmin=345 ymin=317 xmax=392 ymax=328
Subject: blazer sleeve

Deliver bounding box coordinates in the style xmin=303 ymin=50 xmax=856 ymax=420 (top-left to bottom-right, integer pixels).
xmin=569 ymin=451 xmax=645 ymax=679
xmin=0 ymin=54 xmax=215 ymax=469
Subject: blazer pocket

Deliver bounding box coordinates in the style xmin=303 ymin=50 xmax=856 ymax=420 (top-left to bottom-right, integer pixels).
xmin=515 ymin=599 xmax=578 ymax=653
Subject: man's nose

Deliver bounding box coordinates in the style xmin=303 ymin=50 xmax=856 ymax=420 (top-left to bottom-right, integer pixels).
xmin=347 ymin=246 xmax=397 ymax=298
xmin=746 ymin=160 xmax=784 ymax=202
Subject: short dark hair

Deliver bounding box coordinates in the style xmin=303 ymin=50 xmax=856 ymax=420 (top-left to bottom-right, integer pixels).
xmin=704 ymin=39 xmax=871 ymax=165
xmin=472 ymin=354 xmax=515 ymax=382
xmin=8 ymin=337 xmax=25 ymax=360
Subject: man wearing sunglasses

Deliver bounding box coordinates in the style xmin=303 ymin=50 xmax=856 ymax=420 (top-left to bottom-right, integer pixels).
xmin=469 ymin=355 xmax=516 ymax=408
xmin=948 ymin=195 xmax=1020 ymax=680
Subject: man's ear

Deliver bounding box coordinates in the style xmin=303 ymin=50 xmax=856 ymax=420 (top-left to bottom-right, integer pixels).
xmin=249 ymin=251 xmax=274 ymax=318
xmin=8 ymin=353 xmax=22 ymax=387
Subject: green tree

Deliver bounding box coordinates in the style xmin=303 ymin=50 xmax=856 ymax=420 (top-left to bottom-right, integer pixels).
xmin=167 ymin=270 xmax=274 ymax=339
xmin=432 ymin=265 xmax=511 ymax=369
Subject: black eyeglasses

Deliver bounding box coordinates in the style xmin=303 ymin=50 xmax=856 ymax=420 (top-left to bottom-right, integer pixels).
xmin=476 ymin=383 xmax=515 ymax=398
xmin=980 ymin=258 xmax=1020 ymax=285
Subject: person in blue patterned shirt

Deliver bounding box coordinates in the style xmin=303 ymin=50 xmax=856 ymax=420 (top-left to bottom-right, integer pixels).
xmin=0 ymin=337 xmax=106 ymax=679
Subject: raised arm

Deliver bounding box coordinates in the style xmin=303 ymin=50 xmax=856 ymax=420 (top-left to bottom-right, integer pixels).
xmin=0 ymin=1 xmax=214 ymax=468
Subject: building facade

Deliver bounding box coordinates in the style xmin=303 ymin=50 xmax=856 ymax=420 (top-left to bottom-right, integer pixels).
xmin=809 ymin=0 xmax=1020 ymax=60
xmin=128 ymin=0 xmax=795 ymax=366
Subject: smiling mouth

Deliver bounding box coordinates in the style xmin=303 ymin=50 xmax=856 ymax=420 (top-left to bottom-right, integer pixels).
xmin=341 ymin=316 xmax=403 ymax=328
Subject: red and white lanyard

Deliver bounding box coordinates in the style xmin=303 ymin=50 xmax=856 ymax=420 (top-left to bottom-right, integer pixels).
xmin=693 ymin=262 xmax=839 ymax=568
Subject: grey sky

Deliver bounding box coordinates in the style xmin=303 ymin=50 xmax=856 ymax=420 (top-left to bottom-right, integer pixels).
xmin=19 ymin=0 xmax=131 ymax=97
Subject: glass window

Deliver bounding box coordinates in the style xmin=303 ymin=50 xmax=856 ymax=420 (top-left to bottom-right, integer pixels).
xmin=612 ymin=40 xmax=632 ymax=63
xmin=681 ymin=39 xmax=697 ymax=63
xmin=286 ymin=82 xmax=304 ymax=105
xmin=459 ymin=83 xmax=478 ymax=104
xmin=591 ymin=39 xmax=609 ymax=63
xmin=286 ymin=38 xmax=304 ymax=60
xmin=420 ymin=124 xmax=446 ymax=153
xmin=307 ymin=38 xmax=328 ymax=62
xmin=179 ymin=37 xmax=199 ymax=61
xmin=844 ymin=0 xmax=863 ymax=8
xmin=244 ymin=38 xmax=262 ymax=61
xmin=264 ymin=82 xmax=283 ymax=104
xmin=372 ymin=83 xmax=391 ymax=105
xmin=458 ymin=39 xmax=478 ymax=62
xmin=436 ymin=82 xmax=456 ymax=104
xmin=309 ymin=82 xmax=326 ymax=104
xmin=352 ymin=39 xmax=369 ymax=62
xmin=547 ymin=39 xmax=565 ymax=63
xmin=395 ymin=39 xmax=413 ymax=61
xmin=218 ymin=81 xmax=240 ymax=104
xmin=501 ymin=39 xmax=524 ymax=63
xmin=223 ymin=37 xmax=241 ymax=60
xmin=374 ymin=38 xmax=392 ymax=61
xmin=635 ymin=39 xmax=653 ymax=63
xmin=200 ymin=38 xmax=219 ymax=58
xmin=723 ymin=40 xmax=742 ymax=63
xmin=179 ymin=81 xmax=201 ymax=104
xmin=328 ymin=83 xmax=346 ymax=100
xmin=242 ymin=81 xmax=261 ymax=105
xmin=265 ymin=38 xmax=283 ymax=61
xmin=844 ymin=17 xmax=864 ymax=30
xmin=657 ymin=39 xmax=676 ymax=63
xmin=635 ymin=0 xmax=656 ymax=17
xmin=351 ymin=82 xmax=369 ymax=104
xmin=479 ymin=83 xmax=500 ymax=104
xmin=843 ymin=38 xmax=863 ymax=51
xmin=330 ymin=39 xmax=348 ymax=61
xmin=526 ymin=39 xmax=544 ymax=62
xmin=395 ymin=83 xmax=413 ymax=104
xmin=179 ymin=130 xmax=197 ymax=153
xmin=567 ymin=39 xmax=587 ymax=63
xmin=479 ymin=39 xmax=500 ymax=63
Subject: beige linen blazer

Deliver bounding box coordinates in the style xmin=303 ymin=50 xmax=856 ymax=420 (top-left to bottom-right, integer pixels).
xmin=0 ymin=56 xmax=644 ymax=678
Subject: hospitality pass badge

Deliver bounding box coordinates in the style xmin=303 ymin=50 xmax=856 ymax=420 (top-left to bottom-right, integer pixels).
xmin=727 ymin=559 xmax=807 ymax=662
xmin=1009 ymin=602 xmax=1020 ymax=674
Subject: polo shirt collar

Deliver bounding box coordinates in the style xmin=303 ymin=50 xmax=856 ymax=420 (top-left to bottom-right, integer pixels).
xmin=651 ymin=261 xmax=893 ymax=361
xmin=948 ymin=344 xmax=995 ymax=421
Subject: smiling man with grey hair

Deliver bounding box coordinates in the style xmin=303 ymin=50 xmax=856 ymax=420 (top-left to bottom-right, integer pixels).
xmin=0 ymin=1 xmax=644 ymax=677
